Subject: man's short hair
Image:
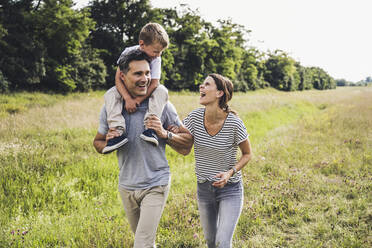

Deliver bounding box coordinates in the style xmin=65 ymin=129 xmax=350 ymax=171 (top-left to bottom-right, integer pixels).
xmin=118 ymin=49 xmax=151 ymax=74
xmin=139 ymin=23 xmax=169 ymax=49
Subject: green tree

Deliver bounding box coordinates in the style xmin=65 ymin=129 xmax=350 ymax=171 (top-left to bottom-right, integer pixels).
xmin=0 ymin=0 xmax=46 ymax=90
xmin=88 ymin=0 xmax=157 ymax=85
xmin=72 ymin=44 xmax=107 ymax=91
xmin=0 ymin=71 xmax=10 ymax=93
xmin=0 ymin=21 xmax=9 ymax=92
xmin=207 ymin=19 xmax=248 ymax=81
xmin=1 ymin=1 xmax=338 ymax=93
xmin=36 ymin=0 xmax=95 ymax=91
xmin=336 ymin=78 xmax=349 ymax=86
xmin=238 ymin=48 xmax=268 ymax=91
xmin=0 ymin=0 xmax=104 ymax=92
xmin=296 ymin=63 xmax=313 ymax=90
xmin=264 ymin=50 xmax=300 ymax=91
xmin=159 ymin=5 xmax=209 ymax=90
xmin=159 ymin=5 xmax=250 ymax=91
xmin=310 ymin=67 xmax=335 ymax=90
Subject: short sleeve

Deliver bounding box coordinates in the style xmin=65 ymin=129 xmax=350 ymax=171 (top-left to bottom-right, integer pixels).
xmin=98 ymin=106 xmax=109 ymax=135
xmin=234 ymin=117 xmax=249 ymax=145
xmin=150 ymin=56 xmax=161 ymax=79
xmin=161 ymin=101 xmax=181 ymax=129
xmin=183 ymin=113 xmax=194 ymax=136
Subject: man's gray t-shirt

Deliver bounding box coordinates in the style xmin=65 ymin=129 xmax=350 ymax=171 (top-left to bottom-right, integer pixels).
xmin=98 ymin=99 xmax=181 ymax=190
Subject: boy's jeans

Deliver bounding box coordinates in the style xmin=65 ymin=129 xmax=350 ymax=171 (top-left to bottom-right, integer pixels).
xmin=197 ymin=180 xmax=244 ymax=248
xmin=119 ymin=184 xmax=170 ymax=248
xmin=104 ymin=85 xmax=168 ymax=131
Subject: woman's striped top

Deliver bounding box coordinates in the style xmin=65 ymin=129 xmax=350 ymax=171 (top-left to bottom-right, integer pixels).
xmin=183 ymin=108 xmax=248 ymax=183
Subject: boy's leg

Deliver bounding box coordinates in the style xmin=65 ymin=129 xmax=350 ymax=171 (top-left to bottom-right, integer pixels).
xmin=102 ymin=86 xmax=128 ymax=154
xmin=140 ymin=85 xmax=168 ymax=146
xmin=104 ymin=86 xmax=126 ymax=132
xmin=144 ymin=84 xmax=168 ymax=121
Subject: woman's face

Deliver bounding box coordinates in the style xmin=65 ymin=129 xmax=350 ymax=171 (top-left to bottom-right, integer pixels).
xmin=199 ymin=76 xmax=221 ymax=106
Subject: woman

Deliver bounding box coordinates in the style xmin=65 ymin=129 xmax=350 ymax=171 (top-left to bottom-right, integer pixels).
xmin=182 ymin=73 xmax=252 ymax=248
xmin=145 ymin=73 xmax=252 ymax=247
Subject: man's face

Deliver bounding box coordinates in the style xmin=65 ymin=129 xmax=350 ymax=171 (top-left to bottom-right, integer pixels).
xmin=120 ymin=60 xmax=151 ymax=97
xmin=139 ymin=40 xmax=165 ymax=59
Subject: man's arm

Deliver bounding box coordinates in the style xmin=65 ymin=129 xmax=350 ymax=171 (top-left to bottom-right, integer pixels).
xmin=166 ymin=124 xmax=194 ymax=155
xmin=93 ymin=132 xmax=106 ymax=154
xmin=93 ymin=128 xmax=121 ymax=154
xmin=145 ymin=115 xmax=194 ymax=155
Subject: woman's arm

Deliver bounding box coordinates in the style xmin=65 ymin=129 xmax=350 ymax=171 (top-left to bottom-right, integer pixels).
xmin=231 ymin=138 xmax=252 ymax=174
xmin=145 ymin=115 xmax=194 ymax=155
xmin=212 ymin=137 xmax=252 ymax=188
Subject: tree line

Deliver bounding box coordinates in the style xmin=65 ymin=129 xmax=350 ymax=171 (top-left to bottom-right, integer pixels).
xmin=0 ymin=0 xmax=337 ymax=93
xmin=336 ymin=77 xmax=372 ymax=87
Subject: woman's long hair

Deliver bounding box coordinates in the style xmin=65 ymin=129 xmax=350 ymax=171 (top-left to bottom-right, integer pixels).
xmin=208 ymin=73 xmax=237 ymax=115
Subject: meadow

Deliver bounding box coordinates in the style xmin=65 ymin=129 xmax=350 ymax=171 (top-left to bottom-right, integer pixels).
xmin=0 ymin=87 xmax=371 ymax=247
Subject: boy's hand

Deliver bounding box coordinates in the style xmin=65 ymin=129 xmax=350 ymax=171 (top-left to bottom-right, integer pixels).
xmin=125 ymin=97 xmax=138 ymax=113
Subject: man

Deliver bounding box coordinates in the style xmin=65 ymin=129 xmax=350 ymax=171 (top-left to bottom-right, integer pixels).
xmin=93 ymin=49 xmax=191 ymax=248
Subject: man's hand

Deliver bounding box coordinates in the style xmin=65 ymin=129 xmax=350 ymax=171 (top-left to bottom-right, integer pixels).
xmin=106 ymin=128 xmax=121 ymax=142
xmin=145 ymin=115 xmax=167 ymax=138
xmin=93 ymin=128 xmax=121 ymax=154
xmin=124 ymin=97 xmax=138 ymax=113
xmin=144 ymin=115 xmax=194 ymax=155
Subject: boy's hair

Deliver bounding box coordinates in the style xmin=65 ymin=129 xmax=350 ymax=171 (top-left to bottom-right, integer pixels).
xmin=139 ymin=23 xmax=169 ymax=48
xmin=118 ymin=49 xmax=151 ymax=74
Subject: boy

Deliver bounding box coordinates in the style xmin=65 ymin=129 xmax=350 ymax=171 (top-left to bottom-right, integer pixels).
xmin=102 ymin=23 xmax=169 ymax=154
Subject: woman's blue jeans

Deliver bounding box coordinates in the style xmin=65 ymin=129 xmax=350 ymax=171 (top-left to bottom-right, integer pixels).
xmin=197 ymin=180 xmax=244 ymax=248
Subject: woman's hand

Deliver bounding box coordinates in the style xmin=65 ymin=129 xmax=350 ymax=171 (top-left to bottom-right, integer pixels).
xmin=212 ymin=170 xmax=233 ymax=188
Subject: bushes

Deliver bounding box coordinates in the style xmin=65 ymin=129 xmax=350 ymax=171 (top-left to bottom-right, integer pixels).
xmin=0 ymin=0 xmax=106 ymax=93
xmin=0 ymin=71 xmax=9 ymax=93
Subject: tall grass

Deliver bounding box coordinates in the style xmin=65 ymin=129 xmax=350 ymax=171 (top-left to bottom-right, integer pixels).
xmin=0 ymin=87 xmax=371 ymax=247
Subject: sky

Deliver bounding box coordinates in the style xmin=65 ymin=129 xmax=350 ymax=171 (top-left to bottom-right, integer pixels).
xmin=74 ymin=0 xmax=372 ymax=82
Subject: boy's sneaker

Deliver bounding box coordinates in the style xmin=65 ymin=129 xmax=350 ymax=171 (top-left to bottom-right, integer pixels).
xmin=102 ymin=134 xmax=128 ymax=154
xmin=140 ymin=129 xmax=159 ymax=146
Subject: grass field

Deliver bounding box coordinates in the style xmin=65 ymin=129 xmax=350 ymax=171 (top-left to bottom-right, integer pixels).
xmin=0 ymin=87 xmax=371 ymax=247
